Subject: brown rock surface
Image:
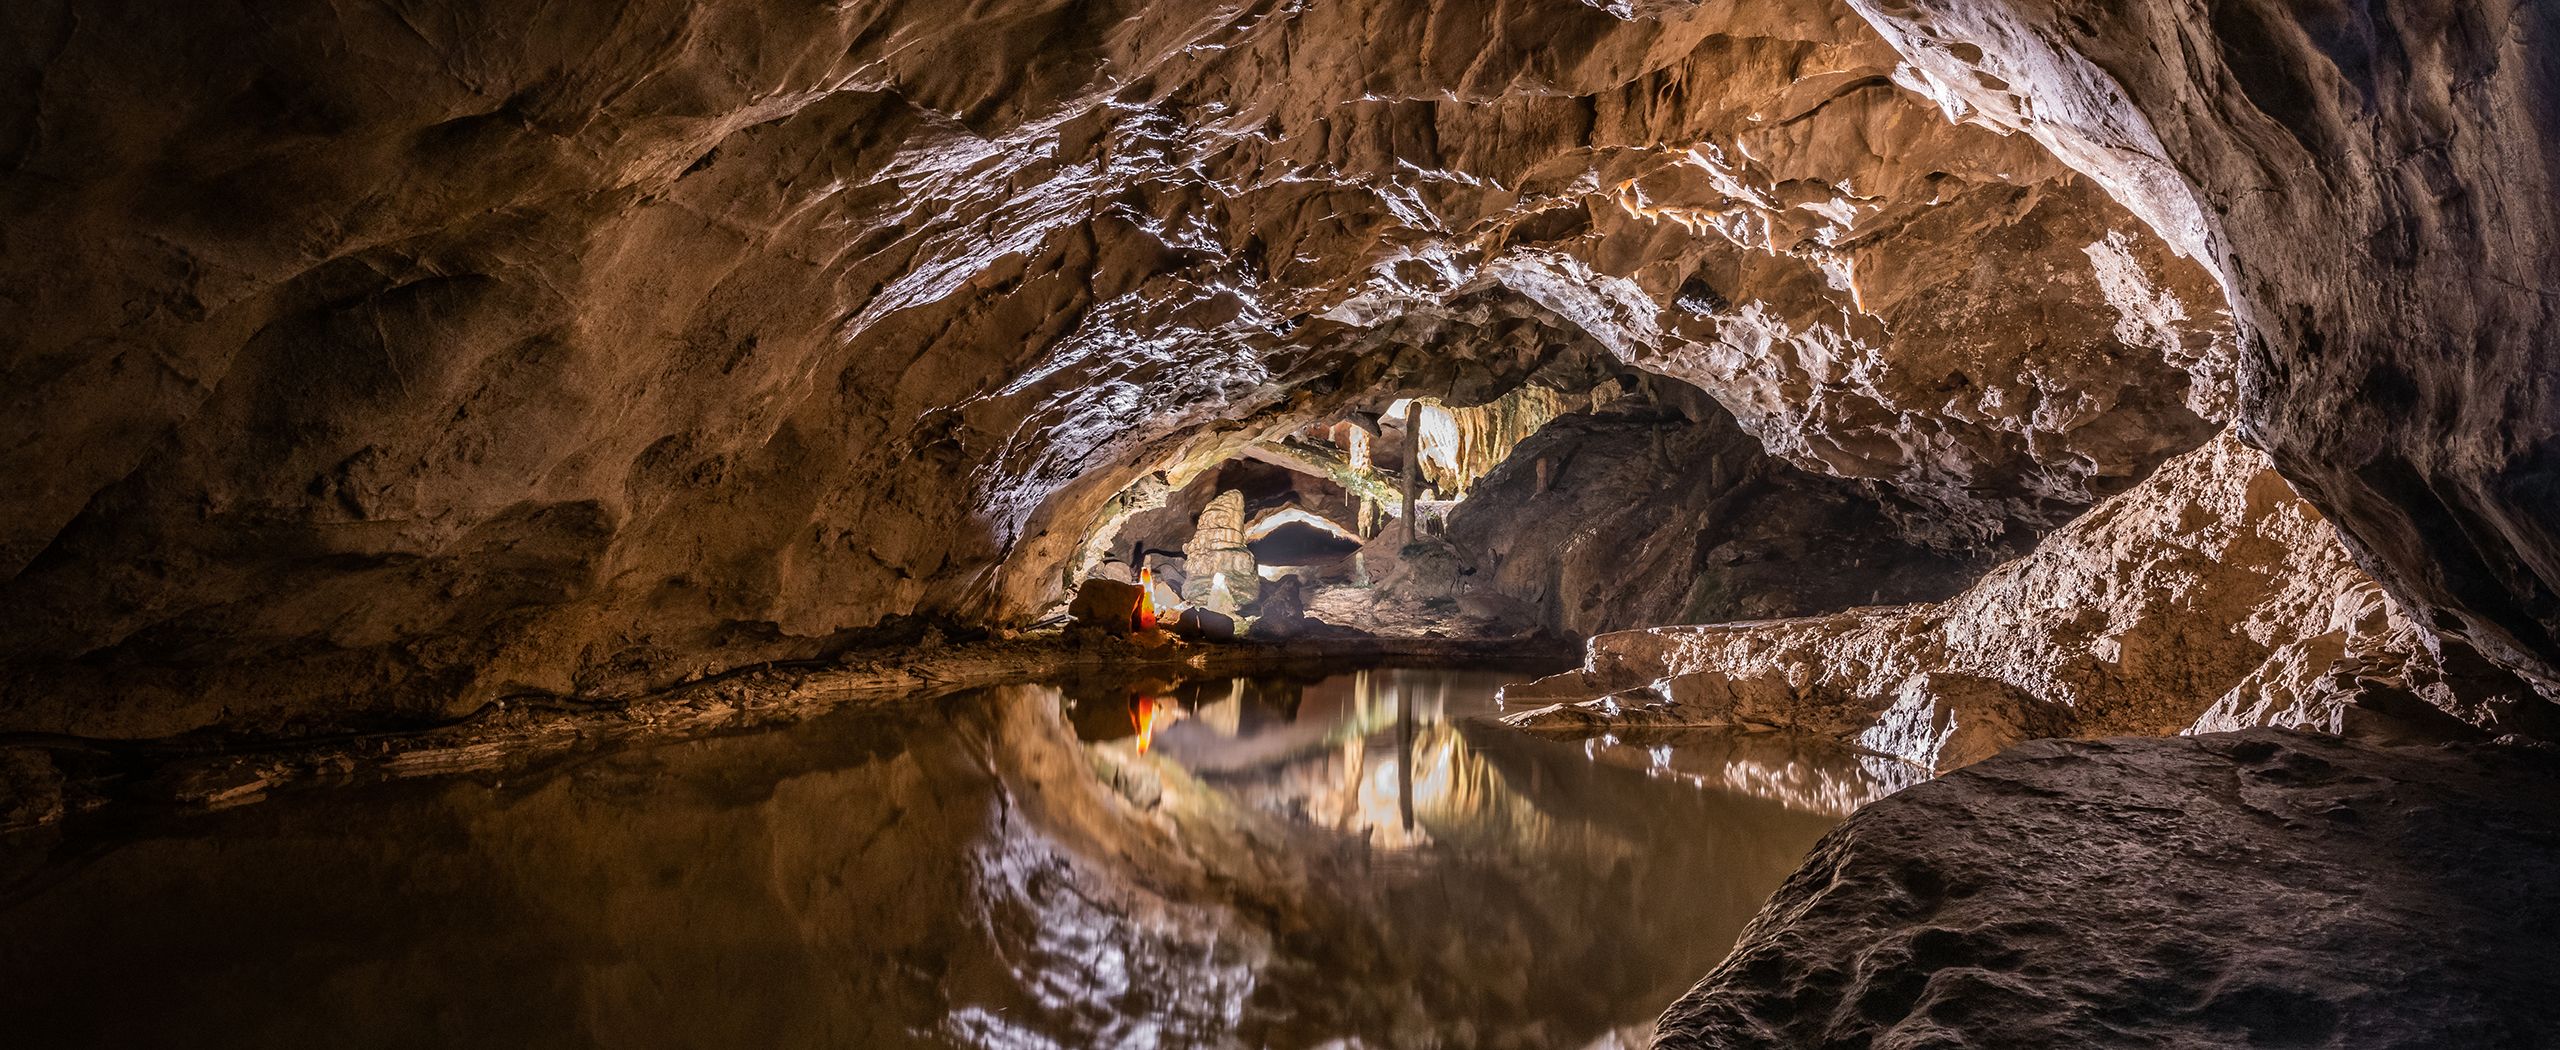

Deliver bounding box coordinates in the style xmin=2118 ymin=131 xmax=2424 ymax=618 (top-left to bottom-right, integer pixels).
xmin=0 ymin=0 xmax=2237 ymax=735
xmin=1169 ymin=606 xmax=1237 ymax=643
xmin=1065 ymin=578 xmax=1144 ymax=636
xmin=1844 ymin=0 xmax=2560 ymax=698
xmin=1506 ymin=431 xmax=2537 ymax=769
xmin=1654 ymin=729 xmax=2560 ymax=1050
xmin=1423 ymin=392 xmax=1981 ymax=637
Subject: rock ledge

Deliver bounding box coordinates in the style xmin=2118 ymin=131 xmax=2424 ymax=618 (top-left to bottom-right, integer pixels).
xmin=1657 ymin=729 xmax=2560 ymax=1049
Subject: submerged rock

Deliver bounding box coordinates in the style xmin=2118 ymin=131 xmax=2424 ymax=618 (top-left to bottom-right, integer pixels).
xmin=1655 ymin=729 xmax=2560 ymax=1049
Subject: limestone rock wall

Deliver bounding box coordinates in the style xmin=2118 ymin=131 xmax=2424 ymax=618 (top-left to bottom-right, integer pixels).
xmin=0 ymin=0 xmax=2238 ymax=734
xmin=1842 ymin=0 xmax=2560 ymax=698
xmin=1505 ymin=431 xmax=2540 ymax=770
xmin=1414 ymin=395 xmax=1981 ymax=637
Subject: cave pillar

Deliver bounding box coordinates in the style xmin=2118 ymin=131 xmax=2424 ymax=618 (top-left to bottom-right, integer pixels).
xmin=1401 ymin=402 xmax=1423 ymax=544
xmin=1182 ymin=490 xmax=1258 ymax=612
xmin=1348 ymin=427 xmax=1378 ymax=539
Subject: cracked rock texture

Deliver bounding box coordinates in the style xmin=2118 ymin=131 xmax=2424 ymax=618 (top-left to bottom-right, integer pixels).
xmin=1654 ymin=729 xmax=2560 ymax=1050
xmin=0 ymin=0 xmax=2231 ymax=735
xmin=1507 ymin=431 xmax=2544 ymax=770
xmin=1846 ymin=0 xmax=2560 ymax=701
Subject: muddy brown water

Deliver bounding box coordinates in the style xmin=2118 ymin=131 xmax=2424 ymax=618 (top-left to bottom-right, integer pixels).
xmin=0 ymin=666 xmax=1909 ymax=1049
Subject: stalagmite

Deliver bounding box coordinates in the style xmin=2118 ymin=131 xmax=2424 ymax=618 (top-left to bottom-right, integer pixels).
xmin=1181 ymin=490 xmax=1257 ymax=612
xmin=1400 ymin=407 xmax=1422 ymax=545
xmin=1347 ymin=427 xmax=1377 ymax=539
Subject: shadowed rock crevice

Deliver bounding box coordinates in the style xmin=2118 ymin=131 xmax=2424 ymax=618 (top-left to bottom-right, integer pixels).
xmin=1384 ymin=384 xmax=1983 ymax=636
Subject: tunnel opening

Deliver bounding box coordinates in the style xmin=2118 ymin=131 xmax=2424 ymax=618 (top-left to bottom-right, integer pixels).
xmin=1059 ymin=363 xmax=1990 ymax=644
xmin=1247 ymin=519 xmax=1361 ymax=567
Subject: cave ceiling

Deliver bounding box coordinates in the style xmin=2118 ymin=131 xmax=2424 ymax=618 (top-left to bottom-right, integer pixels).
xmin=1 ymin=0 xmax=2551 ymax=731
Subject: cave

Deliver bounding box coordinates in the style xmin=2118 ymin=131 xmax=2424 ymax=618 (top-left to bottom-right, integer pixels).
xmin=3 ymin=0 xmax=2557 ymax=1046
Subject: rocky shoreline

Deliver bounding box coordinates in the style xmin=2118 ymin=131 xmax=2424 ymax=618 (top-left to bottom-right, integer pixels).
xmin=0 ymin=633 xmax=1575 ymax=833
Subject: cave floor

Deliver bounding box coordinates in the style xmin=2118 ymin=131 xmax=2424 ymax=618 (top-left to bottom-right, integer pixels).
xmin=1 ymin=634 xmax=1580 ymax=831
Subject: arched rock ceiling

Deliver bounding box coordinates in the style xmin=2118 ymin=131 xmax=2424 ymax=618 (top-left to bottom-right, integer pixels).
xmin=8 ymin=0 xmax=2527 ymax=733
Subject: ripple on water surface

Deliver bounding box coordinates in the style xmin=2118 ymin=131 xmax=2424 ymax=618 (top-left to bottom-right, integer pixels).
xmin=0 ymin=666 xmax=1904 ymax=1049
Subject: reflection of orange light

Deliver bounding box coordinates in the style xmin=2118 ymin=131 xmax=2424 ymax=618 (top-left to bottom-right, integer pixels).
xmin=1131 ymin=694 xmax=1168 ymax=753
xmin=1134 ymin=568 xmax=1159 ymax=631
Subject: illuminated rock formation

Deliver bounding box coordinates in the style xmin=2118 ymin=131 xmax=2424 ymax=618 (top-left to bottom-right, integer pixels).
xmin=1842 ymin=0 xmax=2560 ymax=699
xmin=1406 ymin=387 xmax=1574 ymax=499
xmin=1507 ymin=431 xmax=2540 ymax=770
xmin=1180 ymin=491 xmax=1257 ymax=613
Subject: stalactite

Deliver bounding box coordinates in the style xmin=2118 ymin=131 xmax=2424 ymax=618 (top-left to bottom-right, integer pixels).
xmin=1414 ymin=387 xmax=1575 ymax=498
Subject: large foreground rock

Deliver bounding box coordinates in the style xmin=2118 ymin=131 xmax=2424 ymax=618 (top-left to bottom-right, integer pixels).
xmin=1657 ymin=729 xmax=2560 ymax=1050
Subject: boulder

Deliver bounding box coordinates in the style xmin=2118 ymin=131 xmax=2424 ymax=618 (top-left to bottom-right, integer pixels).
xmin=1168 ymin=607 xmax=1236 ymax=643
xmin=1245 ymin=575 xmax=1305 ymax=622
xmin=1656 ymin=730 xmax=2560 ymax=1049
xmin=1066 ymin=578 xmax=1145 ymax=636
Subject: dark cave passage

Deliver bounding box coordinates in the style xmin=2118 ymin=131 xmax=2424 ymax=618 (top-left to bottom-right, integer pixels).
xmin=1247 ymin=519 xmax=1360 ymax=567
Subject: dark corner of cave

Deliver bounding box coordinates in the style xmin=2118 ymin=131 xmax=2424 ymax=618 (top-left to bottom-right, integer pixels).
xmin=3 ymin=1 xmax=2557 ymax=1047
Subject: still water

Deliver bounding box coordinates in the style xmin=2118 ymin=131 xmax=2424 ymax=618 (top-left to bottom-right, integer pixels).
xmin=0 ymin=667 xmax=1908 ymax=1049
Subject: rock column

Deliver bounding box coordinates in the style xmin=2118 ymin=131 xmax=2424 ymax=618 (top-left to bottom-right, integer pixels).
xmin=1182 ymin=490 xmax=1259 ymax=613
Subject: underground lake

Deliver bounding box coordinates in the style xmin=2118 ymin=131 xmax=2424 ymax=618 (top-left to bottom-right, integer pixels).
xmin=0 ymin=666 xmax=1913 ymax=1048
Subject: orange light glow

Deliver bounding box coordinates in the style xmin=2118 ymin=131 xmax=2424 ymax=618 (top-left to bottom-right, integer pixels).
xmin=1134 ymin=568 xmax=1159 ymax=631
xmin=1130 ymin=694 xmax=1169 ymax=753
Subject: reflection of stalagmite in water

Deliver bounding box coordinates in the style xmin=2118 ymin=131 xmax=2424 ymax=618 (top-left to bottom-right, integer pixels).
xmin=0 ymin=671 xmax=1887 ymax=1049
xmin=1396 ymin=677 xmax=1415 ymax=833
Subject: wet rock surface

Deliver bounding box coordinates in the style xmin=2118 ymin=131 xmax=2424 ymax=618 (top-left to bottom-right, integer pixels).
xmin=1655 ymin=729 xmax=2560 ymax=1050
xmin=1506 ymin=431 xmax=2541 ymax=769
